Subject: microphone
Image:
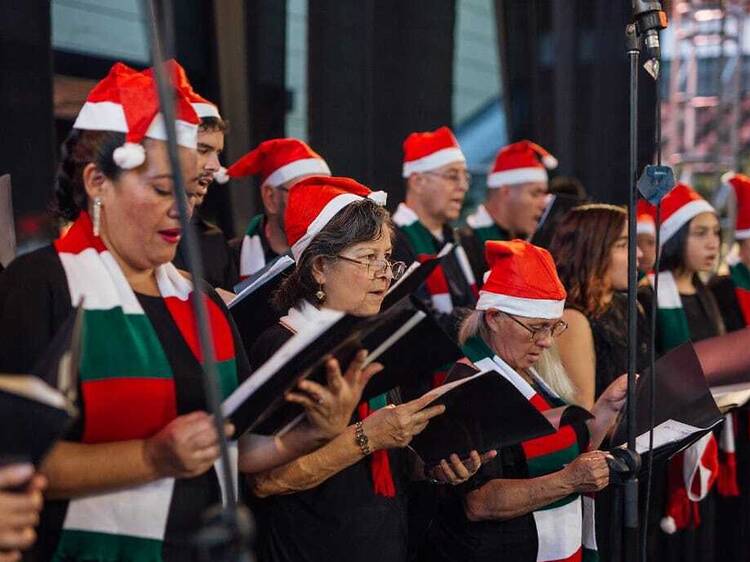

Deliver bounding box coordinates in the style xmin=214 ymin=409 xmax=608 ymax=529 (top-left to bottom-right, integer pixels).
xmin=632 ymin=0 xmax=668 ymax=79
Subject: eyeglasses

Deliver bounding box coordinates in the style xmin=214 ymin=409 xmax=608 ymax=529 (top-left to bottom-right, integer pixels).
xmin=503 ymin=312 xmax=568 ymax=342
xmin=423 ymin=170 xmax=472 ymax=186
xmin=335 ymin=255 xmax=407 ymax=280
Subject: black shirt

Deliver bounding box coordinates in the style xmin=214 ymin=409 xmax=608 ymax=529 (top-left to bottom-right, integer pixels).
xmin=0 ymin=245 xmax=251 ymax=562
xmin=249 ymin=323 xmax=409 ymax=562
xmin=174 ymin=213 xmax=239 ymax=291
xmin=709 ymin=275 xmax=746 ymax=333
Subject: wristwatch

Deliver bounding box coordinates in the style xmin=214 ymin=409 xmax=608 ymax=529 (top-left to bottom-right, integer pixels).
xmin=355 ymin=421 xmax=371 ymax=456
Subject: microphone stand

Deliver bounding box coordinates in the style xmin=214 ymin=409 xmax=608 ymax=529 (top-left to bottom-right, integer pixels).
xmin=142 ymin=1 xmax=253 ymax=560
xmin=615 ymin=4 xmax=666 ymax=561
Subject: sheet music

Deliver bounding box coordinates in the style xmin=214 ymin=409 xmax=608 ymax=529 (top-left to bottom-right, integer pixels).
xmin=634 ymin=419 xmax=706 ymax=454
xmin=229 ymin=255 xmax=295 ymax=308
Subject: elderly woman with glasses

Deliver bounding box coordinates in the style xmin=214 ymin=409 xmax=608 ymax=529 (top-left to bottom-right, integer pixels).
xmin=246 ymin=176 xmax=491 ymax=562
xmin=423 ymin=240 xmax=628 ymax=562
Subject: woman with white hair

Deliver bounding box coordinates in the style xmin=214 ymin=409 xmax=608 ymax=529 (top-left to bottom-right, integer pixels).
xmin=423 ymin=239 xmax=628 ymax=562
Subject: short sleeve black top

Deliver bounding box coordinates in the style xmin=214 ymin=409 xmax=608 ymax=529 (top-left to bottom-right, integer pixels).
xmin=248 ymin=323 xmax=409 ymax=562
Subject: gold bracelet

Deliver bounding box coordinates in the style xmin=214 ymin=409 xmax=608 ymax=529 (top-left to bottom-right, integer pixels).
xmin=354 ymin=421 xmax=371 ymax=456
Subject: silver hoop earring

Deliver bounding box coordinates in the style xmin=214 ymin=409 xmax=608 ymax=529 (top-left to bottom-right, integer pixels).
xmin=92 ymin=197 xmax=103 ymax=237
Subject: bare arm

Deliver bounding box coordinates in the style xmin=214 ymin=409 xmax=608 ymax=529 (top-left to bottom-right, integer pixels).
xmin=41 ymin=411 xmax=225 ymax=500
xmin=249 ymin=425 xmax=363 ymax=497
xmin=463 ymin=450 xmax=610 ymax=522
xmin=557 ymin=309 xmax=596 ymax=409
xmin=41 ymin=440 xmax=158 ymax=500
xmin=238 ymin=425 xmax=329 ymax=474
xmin=249 ymin=394 xmax=445 ymax=497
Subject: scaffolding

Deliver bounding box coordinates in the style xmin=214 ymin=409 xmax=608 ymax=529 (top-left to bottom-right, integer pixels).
xmin=665 ymin=0 xmax=749 ymax=193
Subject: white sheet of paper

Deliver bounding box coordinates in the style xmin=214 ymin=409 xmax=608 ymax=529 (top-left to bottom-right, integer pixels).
xmin=635 ymin=419 xmax=704 ymax=453
xmin=228 ymin=255 xmax=295 ymax=308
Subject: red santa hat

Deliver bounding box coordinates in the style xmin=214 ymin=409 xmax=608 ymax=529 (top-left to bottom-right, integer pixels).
xmin=637 ymin=199 xmax=657 ymax=236
xmin=222 ymin=138 xmax=331 ymax=189
xmin=73 ymin=62 xmax=200 ymax=170
xmin=488 ymin=140 xmax=558 ymax=188
xmin=658 ymin=182 xmax=715 ymax=247
xmin=722 ymin=172 xmax=750 ymax=240
xmin=143 ymin=59 xmax=222 ymax=120
xmin=477 ymin=240 xmax=567 ymax=319
xmin=401 ymin=126 xmax=466 ymax=178
xmin=285 ymin=176 xmax=387 ymax=261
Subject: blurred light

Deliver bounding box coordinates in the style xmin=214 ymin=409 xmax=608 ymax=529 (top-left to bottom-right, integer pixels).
xmin=694 ymin=9 xmax=723 ymax=22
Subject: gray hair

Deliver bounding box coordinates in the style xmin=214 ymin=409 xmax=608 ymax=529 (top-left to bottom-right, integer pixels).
xmin=458 ymin=309 xmax=578 ymax=405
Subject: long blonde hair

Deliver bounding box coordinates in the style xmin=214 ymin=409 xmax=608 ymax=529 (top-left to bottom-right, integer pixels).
xmin=458 ymin=310 xmax=578 ymax=404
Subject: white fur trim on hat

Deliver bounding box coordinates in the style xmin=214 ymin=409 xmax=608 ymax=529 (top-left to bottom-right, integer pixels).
xmin=264 ymin=158 xmax=332 ymax=189
xmin=291 ymin=191 xmax=387 ymax=261
xmin=476 ymin=291 xmax=564 ymax=319
xmin=146 ymin=114 xmax=198 ymax=149
xmin=659 ymin=199 xmax=715 ymax=247
xmin=402 ymin=147 xmax=466 ymax=178
xmin=637 ymin=221 xmax=656 ymax=236
xmin=73 ymin=101 xmax=128 ymax=133
xmin=192 ymin=102 xmax=221 ymax=120
xmin=213 ymin=167 xmax=230 ymax=184
xmin=113 ymin=143 xmax=146 ymax=169
xmin=736 ymin=228 xmax=750 ymax=240
xmin=488 ymin=167 xmax=548 ymax=188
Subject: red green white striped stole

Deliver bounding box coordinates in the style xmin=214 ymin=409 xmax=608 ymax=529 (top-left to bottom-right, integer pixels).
xmin=462 ymin=336 xmax=597 ymax=561
xmin=52 ymin=212 xmax=239 ymax=562
xmin=466 ymin=203 xmax=510 ymax=246
xmin=239 ymin=213 xmax=267 ymax=279
xmin=392 ymin=203 xmax=477 ymax=313
xmin=646 ymin=272 xmax=729 ymax=531
xmin=729 ymin=262 xmax=750 ymax=327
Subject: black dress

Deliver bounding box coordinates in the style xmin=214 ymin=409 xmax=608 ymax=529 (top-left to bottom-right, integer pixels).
xmin=568 ymin=292 xmax=651 ymax=562
xmin=0 ymin=246 xmax=251 ymax=562
xmin=249 ymin=323 xmax=409 ymax=562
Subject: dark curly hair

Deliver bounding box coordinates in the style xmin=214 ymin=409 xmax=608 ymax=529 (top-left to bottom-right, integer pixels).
xmin=53 ymin=129 xmax=125 ymax=221
xmin=549 ymin=203 xmax=627 ymax=317
xmin=273 ymin=199 xmax=393 ymax=312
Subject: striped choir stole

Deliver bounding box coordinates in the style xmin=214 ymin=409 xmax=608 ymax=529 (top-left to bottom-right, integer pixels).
xmin=52 ymin=212 xmax=239 ymax=562
xmin=466 ymin=203 xmax=510 ymax=246
xmin=239 ymin=213 xmax=267 ymax=279
xmin=729 ymin=262 xmax=750 ymax=326
xmin=647 ymin=272 xmax=734 ymax=536
xmin=392 ymin=203 xmax=477 ymax=313
xmin=463 ymin=337 xmax=597 ymax=562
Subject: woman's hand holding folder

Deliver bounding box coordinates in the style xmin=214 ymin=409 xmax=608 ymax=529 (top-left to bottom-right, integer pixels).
xmin=285 ymin=350 xmax=384 ymax=440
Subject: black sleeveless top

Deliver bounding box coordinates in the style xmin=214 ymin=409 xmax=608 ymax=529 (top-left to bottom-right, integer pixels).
xmin=567 ymin=292 xmax=651 ymax=399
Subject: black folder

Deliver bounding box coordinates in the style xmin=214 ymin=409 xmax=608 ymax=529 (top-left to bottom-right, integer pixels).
xmin=229 ymin=254 xmax=294 ymax=357
xmin=409 ymin=362 xmax=592 ymax=467
xmin=530 ymin=193 xmax=579 ymax=249
xmin=0 ymin=305 xmax=81 ymax=465
xmin=223 ymin=296 xmax=462 ymax=436
xmin=381 ymin=243 xmax=454 ymax=310
xmin=610 ymin=342 xmax=724 ymax=464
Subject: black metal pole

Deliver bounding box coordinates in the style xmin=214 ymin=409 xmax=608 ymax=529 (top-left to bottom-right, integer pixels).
xmin=624 ymin=22 xmax=641 ymax=562
xmin=144 ymin=3 xmax=255 ymax=559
